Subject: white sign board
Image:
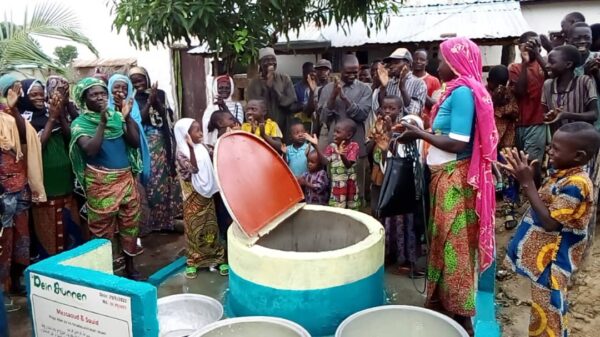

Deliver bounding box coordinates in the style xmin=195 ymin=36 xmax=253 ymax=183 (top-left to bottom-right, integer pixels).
xmin=30 ymin=272 xmax=133 ymax=337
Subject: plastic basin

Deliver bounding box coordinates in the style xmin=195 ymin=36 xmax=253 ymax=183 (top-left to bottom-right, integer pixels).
xmin=335 ymin=305 xmax=469 ymax=337
xmin=190 ymin=316 xmax=311 ymax=337
xmin=158 ymin=294 xmax=223 ymax=337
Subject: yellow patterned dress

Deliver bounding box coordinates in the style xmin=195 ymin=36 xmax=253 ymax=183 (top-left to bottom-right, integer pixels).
xmin=506 ymin=167 xmax=593 ymax=337
xmin=176 ymin=151 xmax=225 ymax=268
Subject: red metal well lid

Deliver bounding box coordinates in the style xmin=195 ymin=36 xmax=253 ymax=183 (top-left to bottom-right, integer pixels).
xmin=213 ymin=131 xmax=304 ymax=243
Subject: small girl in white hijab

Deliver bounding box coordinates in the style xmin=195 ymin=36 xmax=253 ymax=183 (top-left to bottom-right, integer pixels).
xmin=174 ymin=118 xmax=226 ymax=279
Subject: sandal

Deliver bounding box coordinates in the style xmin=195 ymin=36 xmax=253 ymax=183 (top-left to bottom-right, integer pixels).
xmin=219 ymin=264 xmax=229 ymax=276
xmin=495 ymin=180 xmax=504 ymax=192
xmin=409 ymin=269 xmax=426 ymax=279
xmin=4 ymin=297 xmax=21 ymax=312
xmin=185 ymin=266 xmax=198 ymax=279
xmin=113 ymin=256 xmax=126 ymax=273
xmin=504 ymin=214 xmax=518 ymax=230
xmin=389 ymin=265 xmax=411 ymax=276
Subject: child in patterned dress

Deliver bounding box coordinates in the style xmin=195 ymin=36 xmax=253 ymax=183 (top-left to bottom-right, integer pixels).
xmin=504 ymin=122 xmax=600 ymax=337
xmin=297 ymin=150 xmax=329 ymax=205
xmin=308 ymin=118 xmax=360 ymax=210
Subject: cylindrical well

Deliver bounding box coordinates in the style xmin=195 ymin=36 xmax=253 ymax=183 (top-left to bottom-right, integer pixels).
xmin=190 ymin=317 xmax=311 ymax=337
xmin=227 ymin=205 xmax=385 ymax=336
xmin=335 ymin=305 xmax=469 ymax=337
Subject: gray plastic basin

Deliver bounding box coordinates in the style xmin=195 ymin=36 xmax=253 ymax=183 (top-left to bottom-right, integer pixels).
xmin=335 ymin=305 xmax=469 ymax=337
xmin=158 ymin=294 xmax=223 ymax=337
xmin=190 ymin=317 xmax=311 ymax=337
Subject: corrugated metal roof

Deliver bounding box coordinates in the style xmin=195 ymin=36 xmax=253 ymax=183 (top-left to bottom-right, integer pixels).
xmin=280 ymin=0 xmax=529 ymax=48
xmin=72 ymin=58 xmax=137 ymax=68
xmin=188 ymin=43 xmax=212 ymax=55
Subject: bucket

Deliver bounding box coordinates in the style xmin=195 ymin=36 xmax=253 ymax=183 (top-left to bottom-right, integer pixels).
xmin=157 ymin=294 xmax=223 ymax=337
xmin=189 ymin=316 xmax=312 ymax=337
xmin=335 ymin=305 xmax=469 ymax=337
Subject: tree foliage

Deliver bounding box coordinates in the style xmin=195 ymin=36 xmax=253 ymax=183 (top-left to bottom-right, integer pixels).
xmin=0 ymin=3 xmax=98 ymax=75
xmin=112 ymin=0 xmax=400 ymax=66
xmin=54 ymin=45 xmax=79 ymax=67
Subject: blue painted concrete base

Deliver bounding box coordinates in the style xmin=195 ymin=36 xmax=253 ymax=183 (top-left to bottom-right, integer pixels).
xmin=228 ymin=266 xmax=385 ymax=337
xmin=0 ymin=290 xmax=8 ymax=337
xmin=147 ymin=256 xmax=186 ymax=287
xmin=474 ymin=261 xmax=501 ymax=337
xmin=26 ymin=240 xmax=158 ymax=337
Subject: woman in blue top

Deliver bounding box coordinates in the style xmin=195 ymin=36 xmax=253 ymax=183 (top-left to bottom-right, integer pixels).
xmin=400 ymin=37 xmax=498 ymax=335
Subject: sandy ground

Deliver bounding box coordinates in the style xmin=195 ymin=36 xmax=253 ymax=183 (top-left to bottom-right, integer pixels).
xmin=495 ymin=204 xmax=600 ymax=337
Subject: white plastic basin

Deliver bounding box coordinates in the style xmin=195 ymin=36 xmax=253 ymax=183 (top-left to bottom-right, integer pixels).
xmin=190 ymin=316 xmax=311 ymax=337
xmin=158 ymin=294 xmax=223 ymax=337
xmin=335 ymin=305 xmax=469 ymax=337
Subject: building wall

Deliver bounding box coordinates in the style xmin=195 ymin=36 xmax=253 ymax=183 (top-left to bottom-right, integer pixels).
xmin=521 ymin=0 xmax=600 ymax=36
xmin=277 ymin=54 xmax=322 ymax=78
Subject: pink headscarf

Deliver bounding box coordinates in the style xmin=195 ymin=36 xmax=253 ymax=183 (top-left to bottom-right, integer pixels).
xmin=431 ymin=37 xmax=498 ymax=272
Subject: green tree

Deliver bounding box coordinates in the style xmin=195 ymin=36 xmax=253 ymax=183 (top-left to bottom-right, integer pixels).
xmin=0 ymin=3 xmax=98 ymax=74
xmin=112 ymin=0 xmax=400 ymax=70
xmin=54 ymin=45 xmax=79 ymax=67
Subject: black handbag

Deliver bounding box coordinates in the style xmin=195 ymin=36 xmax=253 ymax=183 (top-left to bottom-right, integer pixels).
xmin=377 ymin=140 xmax=421 ymax=217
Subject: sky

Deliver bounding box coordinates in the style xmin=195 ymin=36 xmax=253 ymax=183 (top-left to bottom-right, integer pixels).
xmin=2 ymin=0 xmax=175 ymax=102
xmin=2 ymin=0 xmax=164 ymax=59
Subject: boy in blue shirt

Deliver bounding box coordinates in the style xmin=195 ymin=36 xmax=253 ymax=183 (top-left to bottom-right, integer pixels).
xmin=284 ymin=119 xmax=310 ymax=177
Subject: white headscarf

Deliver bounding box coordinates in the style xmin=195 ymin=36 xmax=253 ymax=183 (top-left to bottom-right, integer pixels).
xmin=174 ymin=118 xmax=219 ymax=198
xmin=202 ymin=75 xmax=244 ymax=146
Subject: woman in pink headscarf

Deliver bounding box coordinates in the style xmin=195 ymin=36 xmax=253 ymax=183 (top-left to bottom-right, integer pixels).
xmin=400 ymin=37 xmax=498 ymax=334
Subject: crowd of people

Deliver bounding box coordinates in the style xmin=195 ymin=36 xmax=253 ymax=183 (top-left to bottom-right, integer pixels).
xmin=2 ymin=10 xmax=600 ymax=337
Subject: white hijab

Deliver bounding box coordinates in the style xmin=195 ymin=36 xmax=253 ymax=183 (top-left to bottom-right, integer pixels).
xmin=202 ymin=75 xmax=244 ymax=146
xmin=174 ymin=118 xmax=219 ymax=198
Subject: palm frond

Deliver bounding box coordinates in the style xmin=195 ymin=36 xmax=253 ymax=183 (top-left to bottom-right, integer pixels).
xmin=0 ymin=3 xmax=97 ymax=74
xmin=26 ymin=2 xmax=98 ymax=56
xmin=0 ymin=35 xmax=64 ymax=74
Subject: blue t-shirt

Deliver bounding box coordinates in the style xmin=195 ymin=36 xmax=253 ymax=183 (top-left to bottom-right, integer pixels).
xmin=287 ymin=143 xmax=309 ymax=177
xmin=427 ymin=86 xmax=475 ymax=165
xmin=86 ymin=137 xmax=130 ymax=169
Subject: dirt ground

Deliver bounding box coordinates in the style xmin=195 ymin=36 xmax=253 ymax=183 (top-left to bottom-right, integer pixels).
xmin=495 ymin=204 xmax=600 ymax=337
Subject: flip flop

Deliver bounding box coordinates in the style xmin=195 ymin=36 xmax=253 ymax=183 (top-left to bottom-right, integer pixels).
xmin=409 ymin=269 xmax=426 ymax=279
xmin=185 ymin=266 xmax=198 ymax=279
xmin=389 ymin=265 xmax=411 ymax=276
xmin=4 ymin=297 xmax=21 ymax=312
xmin=495 ymin=181 xmax=504 ymax=192
xmin=504 ymin=214 xmax=518 ymax=230
xmin=219 ymin=264 xmax=229 ymax=276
